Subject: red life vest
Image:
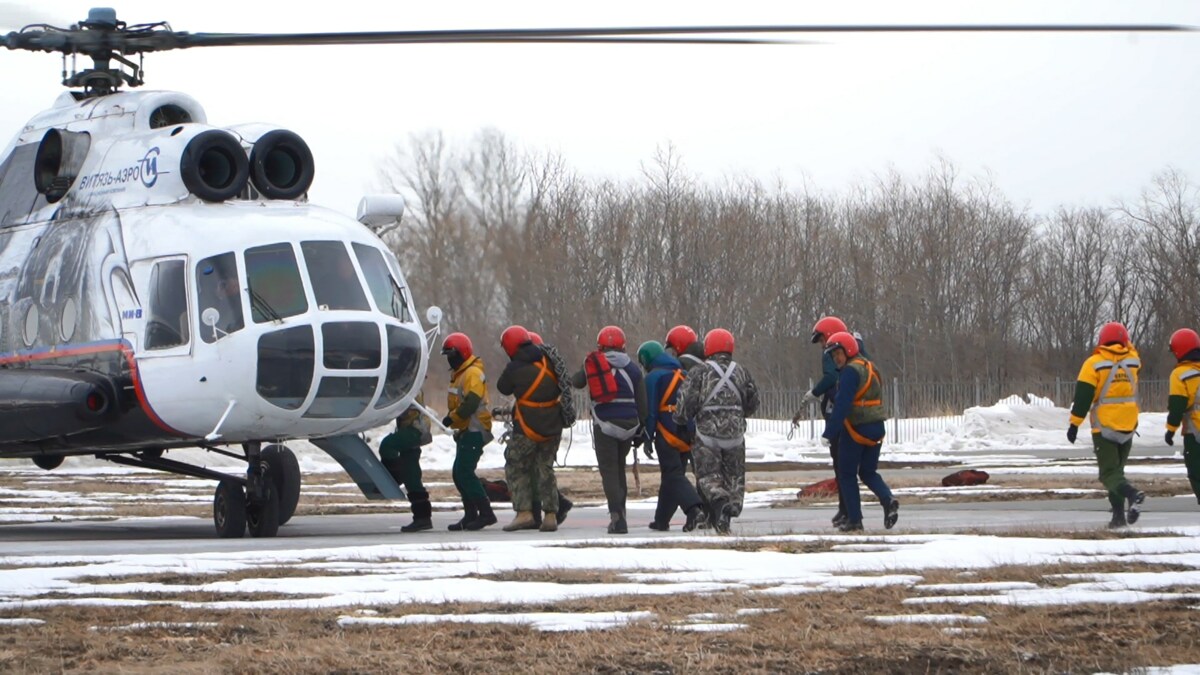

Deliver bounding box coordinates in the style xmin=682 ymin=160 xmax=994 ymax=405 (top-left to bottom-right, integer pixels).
xmin=584 ymin=350 xmax=619 ymax=403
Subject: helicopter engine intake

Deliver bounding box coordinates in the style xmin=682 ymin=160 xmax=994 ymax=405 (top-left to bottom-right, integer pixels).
xmin=34 ymin=129 xmax=91 ymax=204
xmin=249 ymin=129 xmax=315 ymax=201
xmin=181 ymin=129 xmax=250 ymax=203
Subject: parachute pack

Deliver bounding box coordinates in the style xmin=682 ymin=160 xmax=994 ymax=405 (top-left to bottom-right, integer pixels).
xmin=538 ymin=342 xmax=577 ymax=426
xmin=584 ymin=350 xmax=619 ymax=403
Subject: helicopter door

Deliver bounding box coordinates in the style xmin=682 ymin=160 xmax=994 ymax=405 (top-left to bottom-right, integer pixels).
xmin=128 ymin=256 xmax=192 ymax=358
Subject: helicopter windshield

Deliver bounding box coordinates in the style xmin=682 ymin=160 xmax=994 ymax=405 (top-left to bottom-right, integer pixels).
xmin=245 ymin=243 xmax=308 ymax=323
xmin=352 ymin=242 xmax=411 ymax=322
xmin=195 ymin=252 xmax=244 ymax=342
xmin=300 ymin=241 xmax=369 ymax=311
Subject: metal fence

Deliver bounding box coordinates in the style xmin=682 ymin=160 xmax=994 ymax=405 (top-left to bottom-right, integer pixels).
xmin=755 ymin=378 xmax=1171 ymax=444
xmin=571 ymin=378 xmax=1170 ymax=445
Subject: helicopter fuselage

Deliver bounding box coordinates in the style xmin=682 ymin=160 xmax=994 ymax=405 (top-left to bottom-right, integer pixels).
xmin=0 ymin=90 xmax=428 ymax=461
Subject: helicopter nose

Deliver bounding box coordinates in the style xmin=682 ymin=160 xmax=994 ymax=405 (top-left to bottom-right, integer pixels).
xmin=254 ymin=320 xmax=422 ymax=418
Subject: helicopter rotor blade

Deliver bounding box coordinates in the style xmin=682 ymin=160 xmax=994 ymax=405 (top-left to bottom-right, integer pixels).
xmin=172 ymin=23 xmax=1192 ymax=49
xmin=3 ymin=22 xmax=1192 ymax=55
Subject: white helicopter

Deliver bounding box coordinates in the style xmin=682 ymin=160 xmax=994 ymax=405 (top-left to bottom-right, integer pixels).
xmin=0 ymin=9 xmax=1185 ymax=538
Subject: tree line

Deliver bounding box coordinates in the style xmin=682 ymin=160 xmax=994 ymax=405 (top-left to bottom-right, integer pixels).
xmin=372 ymin=130 xmax=1200 ymax=397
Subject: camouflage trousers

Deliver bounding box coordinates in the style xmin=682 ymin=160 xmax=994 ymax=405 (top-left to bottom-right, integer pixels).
xmin=504 ymin=433 xmax=561 ymax=514
xmin=692 ymin=438 xmax=746 ymax=517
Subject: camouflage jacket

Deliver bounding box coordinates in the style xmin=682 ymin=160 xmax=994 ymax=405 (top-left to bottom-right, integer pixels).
xmin=673 ymin=354 xmax=760 ymax=441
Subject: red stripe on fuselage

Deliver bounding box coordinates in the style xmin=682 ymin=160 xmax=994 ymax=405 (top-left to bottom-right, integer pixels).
xmin=0 ymin=340 xmax=184 ymax=437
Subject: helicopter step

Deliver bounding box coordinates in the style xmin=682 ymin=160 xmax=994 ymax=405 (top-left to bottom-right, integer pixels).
xmin=310 ymin=435 xmax=405 ymax=501
xmin=100 ymin=444 xmax=302 ymax=538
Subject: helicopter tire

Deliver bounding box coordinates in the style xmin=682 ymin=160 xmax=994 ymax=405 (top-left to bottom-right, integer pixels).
xmin=213 ymin=480 xmax=247 ymax=538
xmin=246 ymin=480 xmax=281 ymax=538
xmin=262 ymin=444 xmax=301 ymax=525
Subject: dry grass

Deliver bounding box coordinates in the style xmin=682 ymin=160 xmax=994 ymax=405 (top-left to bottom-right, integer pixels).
xmin=2 ymin=572 xmax=1199 ymax=673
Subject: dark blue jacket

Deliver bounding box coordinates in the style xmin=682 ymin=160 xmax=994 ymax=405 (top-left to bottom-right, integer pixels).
xmin=823 ymin=364 xmax=885 ymax=444
xmin=643 ymin=352 xmax=690 ymax=442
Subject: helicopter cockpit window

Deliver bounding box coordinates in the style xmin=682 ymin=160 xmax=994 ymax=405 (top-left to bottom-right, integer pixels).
xmin=353 ymin=243 xmax=411 ymax=321
xmin=145 ymin=260 xmax=190 ymax=350
xmin=245 ymin=243 xmax=308 ymax=323
xmin=195 ymin=253 xmax=245 ymax=343
xmin=301 ymin=241 xmax=370 ymax=311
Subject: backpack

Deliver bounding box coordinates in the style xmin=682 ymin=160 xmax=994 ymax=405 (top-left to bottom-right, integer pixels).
xmin=539 ymin=343 xmax=577 ymax=426
xmin=584 ymin=350 xmax=619 ymax=403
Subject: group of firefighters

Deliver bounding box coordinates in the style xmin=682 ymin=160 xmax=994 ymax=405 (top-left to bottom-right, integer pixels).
xmin=378 ymin=317 xmax=1200 ymax=534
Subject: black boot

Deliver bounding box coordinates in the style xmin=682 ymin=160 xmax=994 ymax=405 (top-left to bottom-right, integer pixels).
xmin=401 ymin=490 xmax=433 ymax=533
xmin=831 ymin=511 xmax=848 ymax=529
xmin=883 ymin=499 xmax=900 ymax=530
xmin=465 ymin=498 xmax=497 ymax=531
xmin=649 ymin=520 xmax=670 ymax=531
xmin=1123 ymin=485 xmax=1146 ymax=525
xmin=714 ymin=502 xmax=732 ymax=536
xmin=1108 ymin=506 xmax=1128 ymax=529
xmin=557 ymin=495 xmax=573 ymax=525
xmin=607 ymin=511 xmax=628 ymax=534
xmin=682 ymin=504 xmax=704 ymax=533
xmin=448 ymin=500 xmax=477 ymax=532
xmin=838 ymin=520 xmax=864 ymax=532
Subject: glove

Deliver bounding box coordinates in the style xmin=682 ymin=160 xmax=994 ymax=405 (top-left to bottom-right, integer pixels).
xmin=1066 ymin=424 xmax=1078 ymax=444
xmin=442 ymin=416 xmax=454 ymax=429
xmin=643 ymin=440 xmax=655 ymax=459
xmin=819 ymin=436 xmax=831 ymax=447
xmin=1166 ymin=430 xmax=1176 ymax=446
xmin=800 ymin=390 xmax=817 ymax=407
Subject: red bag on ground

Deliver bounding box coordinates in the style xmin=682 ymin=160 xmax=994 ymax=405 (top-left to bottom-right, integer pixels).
xmin=941 ymin=469 xmax=990 ymax=487
xmin=798 ymin=477 xmax=840 ymax=498
xmin=482 ymin=478 xmax=511 ymax=502
xmin=584 ymin=351 xmax=619 ymax=403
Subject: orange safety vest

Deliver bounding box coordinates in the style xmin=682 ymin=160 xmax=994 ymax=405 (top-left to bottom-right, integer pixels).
xmin=656 ymin=369 xmax=691 ymax=453
xmin=843 ymin=357 xmax=884 ymax=446
xmin=514 ymin=356 xmax=558 ymax=443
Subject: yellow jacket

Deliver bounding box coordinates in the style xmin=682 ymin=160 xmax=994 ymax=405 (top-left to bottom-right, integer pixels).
xmin=448 ymin=356 xmax=493 ymax=434
xmin=1168 ymin=361 xmax=1200 ymax=435
xmin=1070 ymin=344 xmax=1140 ymax=436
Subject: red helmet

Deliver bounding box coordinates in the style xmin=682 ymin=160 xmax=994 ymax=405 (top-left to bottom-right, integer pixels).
xmin=1170 ymin=328 xmax=1200 ymax=360
xmin=500 ymin=325 xmax=531 ymax=357
xmin=812 ymin=316 xmax=848 ymax=344
xmin=441 ymin=332 xmax=473 ymax=359
xmin=704 ymin=328 xmax=735 ymax=357
xmin=1097 ymin=322 xmax=1130 ymax=347
xmin=597 ymin=325 xmax=626 ymax=350
xmin=528 ymin=331 xmax=543 ymax=345
xmin=665 ymin=325 xmax=697 ymax=353
xmin=823 ymin=331 xmax=859 ymax=358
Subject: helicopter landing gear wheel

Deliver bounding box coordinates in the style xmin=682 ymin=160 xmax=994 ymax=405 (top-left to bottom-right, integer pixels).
xmin=262 ymin=444 xmax=301 ymax=525
xmin=246 ymin=480 xmax=280 ymax=538
xmin=213 ymin=480 xmax=246 ymax=538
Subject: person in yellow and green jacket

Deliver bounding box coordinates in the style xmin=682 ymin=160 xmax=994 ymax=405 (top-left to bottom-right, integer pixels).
xmin=440 ymin=332 xmax=497 ymax=531
xmin=1066 ymin=321 xmax=1145 ymax=528
xmin=1165 ymin=328 xmax=1200 ymax=504
xmin=379 ymin=393 xmax=433 ymax=533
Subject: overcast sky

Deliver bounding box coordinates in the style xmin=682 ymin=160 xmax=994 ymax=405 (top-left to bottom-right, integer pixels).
xmin=3 ymin=1 xmax=1198 ymax=216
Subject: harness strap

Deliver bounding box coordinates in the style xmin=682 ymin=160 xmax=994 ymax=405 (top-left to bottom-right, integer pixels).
xmin=1089 ymin=357 xmax=1140 ymax=437
xmin=515 ymin=356 xmax=556 ymax=443
xmin=851 ymin=358 xmax=882 ymax=408
xmin=843 ymin=419 xmax=883 ymax=446
xmin=656 ymin=369 xmax=690 ymax=452
xmin=701 ymin=360 xmax=741 ymax=411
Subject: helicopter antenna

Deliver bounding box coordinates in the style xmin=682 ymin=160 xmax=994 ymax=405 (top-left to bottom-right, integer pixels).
xmin=3 ymin=7 xmax=1192 ymax=99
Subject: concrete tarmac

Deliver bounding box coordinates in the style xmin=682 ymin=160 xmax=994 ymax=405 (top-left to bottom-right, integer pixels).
xmin=0 ymin=496 xmax=1195 ymax=558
